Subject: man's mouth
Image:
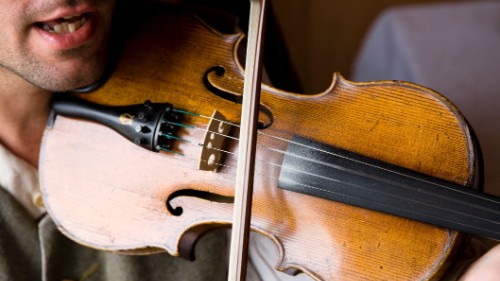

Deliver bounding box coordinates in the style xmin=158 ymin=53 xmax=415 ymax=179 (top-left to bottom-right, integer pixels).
xmin=37 ymin=13 xmax=88 ymax=34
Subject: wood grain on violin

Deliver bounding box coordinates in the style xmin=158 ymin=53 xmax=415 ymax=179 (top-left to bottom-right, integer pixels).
xmin=40 ymin=4 xmax=485 ymax=281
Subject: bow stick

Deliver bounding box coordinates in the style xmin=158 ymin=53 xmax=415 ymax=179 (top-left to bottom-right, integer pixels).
xmin=227 ymin=0 xmax=268 ymax=280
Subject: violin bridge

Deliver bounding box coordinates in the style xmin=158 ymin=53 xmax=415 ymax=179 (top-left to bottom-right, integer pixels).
xmin=199 ymin=110 xmax=231 ymax=172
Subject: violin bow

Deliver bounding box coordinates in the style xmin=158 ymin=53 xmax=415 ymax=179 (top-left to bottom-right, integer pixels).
xmin=227 ymin=0 xmax=268 ymax=280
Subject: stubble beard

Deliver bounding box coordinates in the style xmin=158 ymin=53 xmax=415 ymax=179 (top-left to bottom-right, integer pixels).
xmin=1 ymin=40 xmax=109 ymax=93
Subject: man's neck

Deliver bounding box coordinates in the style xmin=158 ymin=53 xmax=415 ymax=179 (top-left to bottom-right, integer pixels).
xmin=0 ymin=68 xmax=52 ymax=168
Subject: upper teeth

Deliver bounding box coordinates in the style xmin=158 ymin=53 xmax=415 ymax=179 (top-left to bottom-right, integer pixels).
xmin=42 ymin=15 xmax=86 ymax=34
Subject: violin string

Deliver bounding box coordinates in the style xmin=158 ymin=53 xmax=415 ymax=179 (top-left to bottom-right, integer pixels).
xmin=197 ymin=155 xmax=500 ymax=235
xmin=265 ymin=131 xmax=499 ymax=205
xmin=158 ymin=140 xmax=276 ymax=185
xmin=161 ymin=129 xmax=500 ymax=228
xmin=177 ymin=111 xmax=498 ymax=207
xmin=276 ymin=148 xmax=500 ymax=218
xmin=169 ymin=109 xmax=500 ymax=207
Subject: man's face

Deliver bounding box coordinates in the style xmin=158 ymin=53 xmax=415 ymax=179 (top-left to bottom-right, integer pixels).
xmin=0 ymin=0 xmax=116 ymax=92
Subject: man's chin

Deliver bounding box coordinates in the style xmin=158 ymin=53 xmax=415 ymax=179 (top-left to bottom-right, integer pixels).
xmin=35 ymin=62 xmax=107 ymax=92
xmin=32 ymin=40 xmax=111 ymax=91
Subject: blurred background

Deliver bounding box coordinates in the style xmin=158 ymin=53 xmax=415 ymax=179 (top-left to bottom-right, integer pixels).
xmin=271 ymin=0 xmax=488 ymax=93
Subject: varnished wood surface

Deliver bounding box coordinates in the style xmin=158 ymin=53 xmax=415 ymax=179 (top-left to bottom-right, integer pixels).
xmin=39 ymin=4 xmax=477 ymax=280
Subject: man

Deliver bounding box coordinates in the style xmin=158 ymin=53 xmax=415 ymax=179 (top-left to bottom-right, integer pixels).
xmin=0 ymin=0 xmax=229 ymax=280
xmin=0 ymin=0 xmax=497 ymax=280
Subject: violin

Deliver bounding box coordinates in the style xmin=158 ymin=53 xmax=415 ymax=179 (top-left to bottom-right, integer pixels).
xmin=39 ymin=2 xmax=500 ymax=280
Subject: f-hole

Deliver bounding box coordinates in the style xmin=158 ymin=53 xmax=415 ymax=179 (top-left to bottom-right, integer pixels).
xmin=166 ymin=189 xmax=234 ymax=216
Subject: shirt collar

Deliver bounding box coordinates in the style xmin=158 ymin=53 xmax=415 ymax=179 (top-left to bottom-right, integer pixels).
xmin=0 ymin=143 xmax=46 ymax=219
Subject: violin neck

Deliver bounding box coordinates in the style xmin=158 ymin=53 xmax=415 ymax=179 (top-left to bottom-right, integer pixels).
xmin=279 ymin=135 xmax=500 ymax=241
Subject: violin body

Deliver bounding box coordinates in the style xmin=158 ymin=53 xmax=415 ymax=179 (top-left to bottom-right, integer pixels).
xmin=39 ymin=4 xmax=479 ymax=280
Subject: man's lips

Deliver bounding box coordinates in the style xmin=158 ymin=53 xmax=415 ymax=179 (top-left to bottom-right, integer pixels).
xmin=33 ymin=11 xmax=98 ymax=51
xmin=37 ymin=13 xmax=88 ymax=34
